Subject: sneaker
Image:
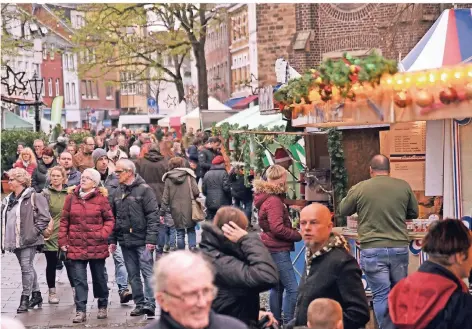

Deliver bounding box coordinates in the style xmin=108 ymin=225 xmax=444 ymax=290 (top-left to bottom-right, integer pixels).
xmin=119 ymin=290 xmax=133 ymax=304
xmin=143 ymin=307 xmax=155 ymax=317
xmin=72 ymin=311 xmax=86 ymax=323
xmin=163 ymin=245 xmax=170 ymax=253
xmin=130 ymin=307 xmax=145 ymax=317
xmin=97 ymin=308 xmax=107 ymax=319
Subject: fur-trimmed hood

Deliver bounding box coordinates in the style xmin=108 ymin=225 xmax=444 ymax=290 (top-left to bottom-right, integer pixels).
xmin=253 ymin=180 xmax=287 ymax=210
xmin=162 ymin=167 xmax=196 ymax=184
xmin=68 ymin=185 xmax=108 ymax=198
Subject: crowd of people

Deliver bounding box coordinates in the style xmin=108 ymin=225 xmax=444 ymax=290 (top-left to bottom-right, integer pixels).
xmin=1 ymin=125 xmax=472 ymax=329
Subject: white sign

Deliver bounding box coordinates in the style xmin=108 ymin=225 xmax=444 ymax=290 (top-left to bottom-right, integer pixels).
xmin=259 ymin=85 xmax=277 ymax=115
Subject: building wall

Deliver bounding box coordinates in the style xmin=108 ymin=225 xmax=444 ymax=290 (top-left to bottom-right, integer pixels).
xmin=41 ymin=46 xmax=63 ymax=108
xmin=62 ymin=52 xmax=81 ymax=126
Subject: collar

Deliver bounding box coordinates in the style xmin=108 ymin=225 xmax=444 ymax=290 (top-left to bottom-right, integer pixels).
xmin=305 ymin=233 xmax=349 ymax=274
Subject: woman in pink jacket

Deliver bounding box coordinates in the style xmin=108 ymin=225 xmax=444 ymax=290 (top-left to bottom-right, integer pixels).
xmin=13 ymin=147 xmax=37 ymax=176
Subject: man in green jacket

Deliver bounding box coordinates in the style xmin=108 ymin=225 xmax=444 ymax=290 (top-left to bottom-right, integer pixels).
xmin=338 ymin=154 xmax=418 ymax=329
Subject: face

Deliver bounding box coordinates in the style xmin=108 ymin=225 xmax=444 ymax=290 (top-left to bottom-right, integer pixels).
xmin=157 ymin=265 xmax=215 ymax=329
xmin=21 ymin=152 xmax=31 ymax=162
xmin=42 ymin=154 xmax=54 ymax=165
xmin=7 ymin=176 xmax=23 ymax=190
xmin=96 ymin=156 xmax=109 ymax=172
xmin=189 ymin=128 xmax=194 ymax=134
xmin=110 ymin=144 xmax=118 ymax=151
xmin=50 ymin=170 xmax=65 ymax=187
xmin=80 ymin=172 xmax=96 ymax=191
xmin=69 ymin=140 xmax=76 ymax=146
xmin=189 ymin=161 xmax=197 ymax=170
xmin=33 ymin=141 xmax=44 ymax=155
xmin=84 ymin=138 xmax=95 ymax=153
xmin=59 ymin=153 xmax=73 ymax=169
xmin=300 ymin=205 xmax=333 ymax=249
xmin=115 ymin=163 xmax=132 ymax=184
xmin=67 ymin=145 xmax=76 ymax=155
xmin=17 ymin=145 xmax=24 ymax=154
xmin=211 ymin=142 xmax=220 ymax=151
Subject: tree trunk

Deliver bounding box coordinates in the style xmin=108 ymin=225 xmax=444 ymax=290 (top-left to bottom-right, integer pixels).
xmin=193 ymin=41 xmax=208 ymax=110
xmin=174 ymin=77 xmax=185 ymax=104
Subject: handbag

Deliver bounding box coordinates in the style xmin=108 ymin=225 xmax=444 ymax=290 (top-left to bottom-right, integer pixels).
xmin=31 ymin=192 xmax=54 ymax=239
xmin=57 ymin=249 xmax=67 ymax=261
xmin=187 ymin=177 xmax=205 ymax=222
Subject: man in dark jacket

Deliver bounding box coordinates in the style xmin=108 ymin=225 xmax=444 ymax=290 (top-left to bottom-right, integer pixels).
xmin=292 ymin=203 xmax=370 ymax=329
xmin=198 ymin=137 xmax=221 ymax=179
xmin=109 ymin=159 xmax=159 ymax=317
xmin=229 ymin=164 xmax=254 ymax=222
xmin=202 ymin=155 xmax=231 ymax=221
xmin=384 ymin=219 xmax=472 ymax=329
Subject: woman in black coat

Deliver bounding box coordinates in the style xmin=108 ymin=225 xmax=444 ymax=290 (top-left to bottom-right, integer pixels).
xmin=202 ymin=156 xmax=231 ymax=221
xmin=199 ymin=206 xmax=279 ymax=328
xmin=32 ymin=147 xmax=57 ymax=192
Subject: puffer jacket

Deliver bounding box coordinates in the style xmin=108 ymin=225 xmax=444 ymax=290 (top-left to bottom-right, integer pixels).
xmin=1 ymin=187 xmax=50 ymax=251
xmin=159 ymin=168 xmax=200 ymax=229
xmin=253 ymin=180 xmax=302 ymax=252
xmin=32 ymin=159 xmax=57 ymax=192
xmin=199 ymin=223 xmax=279 ymax=327
xmin=109 ymin=175 xmax=159 ymax=247
xmin=58 ymin=186 xmax=115 ymax=260
xmin=135 ymin=150 xmax=168 ymax=205
xmin=202 ymin=164 xmax=231 ymax=211
xmin=13 ymin=160 xmax=37 ymax=176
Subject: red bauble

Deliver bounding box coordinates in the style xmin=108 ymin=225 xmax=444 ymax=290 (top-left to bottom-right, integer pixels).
xmin=323 ymin=85 xmax=332 ymax=95
xmin=394 ymin=91 xmax=412 ymax=108
xmin=439 ymin=87 xmax=458 ymax=105
xmin=349 ymin=74 xmax=359 ymax=83
xmin=415 ymin=90 xmax=434 ymax=108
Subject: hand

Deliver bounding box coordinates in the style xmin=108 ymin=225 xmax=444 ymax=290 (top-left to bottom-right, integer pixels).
xmin=60 ymin=246 xmax=68 ymax=252
xmin=222 ymin=221 xmax=248 ymax=243
xmin=109 ymin=244 xmax=117 ymax=253
xmin=259 ymin=311 xmax=278 ymax=327
xmin=160 ymin=216 xmax=164 ymax=224
xmin=146 ymin=244 xmax=155 ymax=251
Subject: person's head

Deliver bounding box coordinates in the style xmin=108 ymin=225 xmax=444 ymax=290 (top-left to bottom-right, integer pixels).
xmin=208 ymin=137 xmax=221 ymax=151
xmin=266 ymin=164 xmax=287 ymax=191
xmin=42 ymin=147 xmax=55 ymax=165
xmin=423 ymin=219 xmax=472 ymax=279
xmin=115 ymin=159 xmax=136 ymax=184
xmin=59 ymin=152 xmax=74 ymax=170
xmin=369 ymin=154 xmax=390 ymax=177
xmin=83 ymin=137 xmax=95 ymax=154
xmin=92 ymin=148 xmax=109 ymax=173
xmin=155 ymin=251 xmax=216 ymax=329
xmin=129 ymin=145 xmax=141 ymax=159
xmin=139 ymin=143 xmax=152 ymax=159
xmin=80 ymin=168 xmax=101 ymax=192
xmin=117 ymin=135 xmax=126 ymax=147
xmin=17 ymin=143 xmax=25 ymax=154
xmin=168 ymin=157 xmax=185 ymax=170
xmin=94 ymin=136 xmax=104 ymax=147
xmin=66 ymin=144 xmax=77 ymax=155
xmin=1 ymin=316 xmax=26 ymax=329
xmin=160 ymin=140 xmax=175 ymax=158
xmin=300 ymin=203 xmax=333 ymax=252
xmin=7 ymin=168 xmax=31 ymax=193
xmin=33 ymin=139 xmax=45 ymax=156
xmin=188 ymin=127 xmax=194 ymax=134
xmin=48 ymin=165 xmax=68 ymax=188
xmin=68 ymin=139 xmax=76 ymax=146
xmin=20 ymin=147 xmax=37 ymax=165
xmin=108 ymin=138 xmax=118 ymax=152
xmin=193 ymin=138 xmax=203 ymax=148
xmin=213 ymin=206 xmax=249 ymax=231
xmin=212 ymin=155 xmax=225 ymax=166
xmin=307 ymin=298 xmax=343 ymax=329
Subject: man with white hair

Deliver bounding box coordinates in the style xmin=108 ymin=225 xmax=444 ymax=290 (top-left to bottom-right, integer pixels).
xmin=144 ymin=251 xmax=248 ymax=329
xmin=109 ymin=159 xmax=159 ymax=317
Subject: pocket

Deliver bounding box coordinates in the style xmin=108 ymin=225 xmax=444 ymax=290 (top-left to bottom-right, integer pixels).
xmin=394 ymin=247 xmax=408 ymax=255
xmin=360 ymin=249 xmax=379 ymax=273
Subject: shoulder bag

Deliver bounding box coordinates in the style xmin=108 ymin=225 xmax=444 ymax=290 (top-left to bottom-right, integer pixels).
xmin=187 ymin=177 xmax=205 ymax=222
xmin=31 ymin=192 xmax=54 ymax=239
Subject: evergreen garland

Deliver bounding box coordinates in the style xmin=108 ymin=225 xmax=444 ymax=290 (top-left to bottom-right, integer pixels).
xmin=242 ymin=134 xmax=251 ymax=186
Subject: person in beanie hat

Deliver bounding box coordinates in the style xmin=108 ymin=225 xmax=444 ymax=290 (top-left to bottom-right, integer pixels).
xmin=202 ymin=155 xmax=231 ymax=221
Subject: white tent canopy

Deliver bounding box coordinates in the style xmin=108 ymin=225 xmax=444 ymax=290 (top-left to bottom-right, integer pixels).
xmin=216 ymin=105 xmax=285 ymax=130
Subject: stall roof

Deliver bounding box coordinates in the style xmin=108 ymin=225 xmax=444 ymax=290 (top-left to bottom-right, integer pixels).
xmin=224 ymin=97 xmax=245 ymax=108
xmin=3 ymin=111 xmax=34 ymax=130
xmin=216 ymin=105 xmax=286 ymax=129
xmin=233 ymin=95 xmax=258 ymax=110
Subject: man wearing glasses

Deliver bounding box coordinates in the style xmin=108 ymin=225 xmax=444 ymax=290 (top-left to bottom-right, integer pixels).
xmin=33 ymin=139 xmax=45 ymax=165
xmin=73 ymin=137 xmax=95 ymax=173
xmin=143 ymin=251 xmax=247 ymax=329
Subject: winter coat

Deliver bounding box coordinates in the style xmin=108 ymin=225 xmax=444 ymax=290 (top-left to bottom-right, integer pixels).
xmin=58 ymin=186 xmax=115 ymax=260
xmin=384 ymin=260 xmax=472 ymax=329
xmin=199 ymin=223 xmax=279 ymax=326
xmin=41 ymin=185 xmax=68 ymax=251
xmin=143 ymin=310 xmax=248 ymax=329
xmin=1 ymin=187 xmax=50 ymax=251
xmin=135 ymin=150 xmax=168 ymax=205
xmin=293 ymin=233 xmax=370 ymax=329
xmin=159 ymin=168 xmax=200 ymax=229
xmin=202 ymin=164 xmax=232 ymax=211
xmin=13 ymin=160 xmax=37 ymax=176
xmin=230 ymin=171 xmax=253 ymax=201
xmin=72 ymin=151 xmax=94 ymax=173
xmin=32 ymin=159 xmax=57 ymax=192
xmin=198 ymin=148 xmax=217 ymax=178
xmin=109 ymin=175 xmax=159 ymax=247
xmin=253 ymin=180 xmax=302 ymax=252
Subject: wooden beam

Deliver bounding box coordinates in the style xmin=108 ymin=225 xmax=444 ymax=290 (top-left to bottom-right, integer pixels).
xmin=229 ymin=130 xmax=317 ymax=136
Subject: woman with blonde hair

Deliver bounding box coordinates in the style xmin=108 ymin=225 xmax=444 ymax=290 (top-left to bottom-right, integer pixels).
xmin=13 ymin=147 xmax=37 ymax=176
xmin=1 ymin=168 xmax=50 ymax=313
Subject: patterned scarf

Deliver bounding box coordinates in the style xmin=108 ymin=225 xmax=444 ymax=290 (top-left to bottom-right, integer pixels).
xmin=305 ymin=233 xmax=349 ymax=275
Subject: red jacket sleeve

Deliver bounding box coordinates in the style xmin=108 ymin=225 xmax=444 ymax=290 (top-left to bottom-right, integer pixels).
xmin=265 ymin=196 xmax=302 ymax=242
xmin=100 ymin=197 xmax=115 ymax=240
xmin=58 ymin=194 xmax=72 ymax=247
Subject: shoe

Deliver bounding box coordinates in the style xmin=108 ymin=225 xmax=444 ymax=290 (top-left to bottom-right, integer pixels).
xmin=17 ymin=295 xmax=29 ymax=313
xmin=56 ymin=262 xmax=64 ymax=270
xmin=97 ymin=308 xmax=107 ymax=319
xmin=119 ymin=289 xmax=133 ymax=304
xmin=28 ymin=291 xmax=43 ymax=309
xmin=163 ymin=245 xmax=170 ymax=253
xmin=72 ymin=311 xmax=86 ymax=323
xmin=130 ymin=306 xmax=145 ymax=316
xmin=48 ymin=288 xmax=59 ymax=304
xmin=143 ymin=307 xmax=155 ymax=317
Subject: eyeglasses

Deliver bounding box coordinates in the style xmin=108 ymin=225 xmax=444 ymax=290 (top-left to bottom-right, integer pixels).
xmin=163 ymin=286 xmax=217 ymax=304
xmin=85 ymin=143 xmax=95 ymax=146
xmin=114 ymin=169 xmax=129 ymax=175
xmin=81 ymin=176 xmax=93 ymax=181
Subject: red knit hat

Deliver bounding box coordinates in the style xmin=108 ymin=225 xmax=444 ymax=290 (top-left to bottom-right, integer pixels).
xmin=212 ymin=155 xmax=225 ymax=165
xmin=274 ymin=147 xmax=291 ymax=164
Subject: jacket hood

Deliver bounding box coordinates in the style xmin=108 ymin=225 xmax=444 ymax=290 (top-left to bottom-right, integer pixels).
xmin=200 ymin=222 xmax=245 ymax=259
xmin=162 ymin=168 xmax=196 ymax=184
xmin=144 ymin=149 xmax=164 ymax=162
xmin=253 ymin=180 xmax=286 ymax=209
xmin=210 ymin=164 xmax=226 ymax=171
xmin=68 ymin=185 xmax=108 ymax=198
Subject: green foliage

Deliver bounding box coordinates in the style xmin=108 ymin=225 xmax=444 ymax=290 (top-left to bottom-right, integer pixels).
xmin=1 ymin=130 xmax=48 ymax=171
xmin=68 ymin=132 xmax=92 ymax=145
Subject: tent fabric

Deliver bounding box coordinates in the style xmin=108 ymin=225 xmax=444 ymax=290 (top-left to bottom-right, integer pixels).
xmin=400 ymin=8 xmax=472 ymax=72
xmin=233 ymin=95 xmax=258 ymax=110
xmin=216 ymin=105 xmax=285 ymax=130
xmin=170 ymin=117 xmax=181 ymax=126
xmin=224 ymin=97 xmax=245 ymax=108
xmin=3 ymin=111 xmax=34 ymax=130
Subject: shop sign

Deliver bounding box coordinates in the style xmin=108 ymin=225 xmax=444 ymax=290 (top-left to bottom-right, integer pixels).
xmin=259 ymin=85 xmax=278 ymax=115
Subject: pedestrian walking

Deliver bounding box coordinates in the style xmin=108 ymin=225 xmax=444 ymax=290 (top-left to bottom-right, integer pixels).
xmin=230 ymin=164 xmax=254 ymax=223
xmin=198 ymin=137 xmax=221 ymax=179
xmin=58 ymin=168 xmax=115 ymax=323
xmin=160 ymin=157 xmax=200 ymax=251
xmin=1 ymin=168 xmax=50 ymax=313
xmin=13 ymin=147 xmax=37 ymax=175
xmin=202 ymin=155 xmax=232 ymax=221
xmin=253 ymin=164 xmax=302 ymax=325
xmin=109 ymin=159 xmax=159 ymax=317
xmin=32 ymin=147 xmax=57 ymax=192
xmin=339 ymin=155 xmax=419 ymax=328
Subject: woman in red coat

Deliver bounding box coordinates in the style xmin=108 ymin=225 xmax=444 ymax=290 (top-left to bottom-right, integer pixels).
xmin=58 ymin=168 xmax=115 ymax=324
xmin=13 ymin=147 xmax=37 ymax=175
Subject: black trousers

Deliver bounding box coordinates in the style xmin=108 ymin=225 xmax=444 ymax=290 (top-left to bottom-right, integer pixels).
xmin=70 ymin=259 xmax=108 ymax=312
xmin=44 ymin=251 xmax=75 ymax=289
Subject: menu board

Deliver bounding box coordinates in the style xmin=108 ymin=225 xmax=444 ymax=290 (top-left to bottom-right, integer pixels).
xmin=391 ymin=161 xmax=425 ymax=191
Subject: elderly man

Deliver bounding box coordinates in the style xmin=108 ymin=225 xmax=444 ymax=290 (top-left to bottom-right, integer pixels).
xmin=339 ymin=155 xmax=418 ymax=327
xmin=107 ymin=139 xmax=128 ymax=165
xmin=73 ymin=137 xmax=95 ymax=172
xmin=292 ymin=203 xmax=369 ymax=329
xmin=33 ymin=139 xmax=45 ymax=164
xmin=144 ymin=251 xmax=248 ymax=329
xmin=109 ymin=159 xmax=159 ymax=316
xmin=307 ymin=299 xmax=343 ymax=329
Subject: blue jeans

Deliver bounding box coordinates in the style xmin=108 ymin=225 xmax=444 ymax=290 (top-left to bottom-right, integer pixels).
xmin=112 ymin=244 xmax=129 ymax=293
xmin=177 ymin=227 xmax=196 ymax=249
xmin=360 ymin=247 xmax=409 ymax=328
xmin=121 ymin=245 xmax=156 ymax=310
xmin=234 ymin=198 xmax=253 ymax=222
xmin=269 ymin=251 xmax=299 ymax=324
xmin=164 ymin=226 xmax=177 ymax=248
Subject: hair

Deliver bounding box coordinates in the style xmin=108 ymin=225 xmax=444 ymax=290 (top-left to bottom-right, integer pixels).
xmin=208 ymin=137 xmax=221 ymax=145
xmin=59 ymin=151 xmax=73 ymax=160
xmin=116 ymin=158 xmax=136 ymax=174
xmin=7 ymin=168 xmax=32 ymax=187
xmin=153 ymin=250 xmax=214 ymax=293
xmin=33 ymin=139 xmax=44 ymax=146
xmin=47 ymin=165 xmax=68 ymax=184
xmin=214 ymin=206 xmax=249 ymax=230
xmin=160 ymin=141 xmax=175 ymax=158
xmin=82 ymin=168 xmax=101 ymax=186
xmin=168 ymin=157 xmax=185 ymax=170
xmin=370 ymin=154 xmax=390 ymax=172
xmin=139 ymin=143 xmax=152 ymax=159
xmin=83 ymin=136 xmax=92 ymax=144
xmin=307 ymin=298 xmax=343 ymax=329
xmin=193 ymin=138 xmax=203 ymax=147
xmin=422 ymin=219 xmax=472 ymax=266
xmin=20 ymin=147 xmax=37 ymax=165
xmin=129 ymin=145 xmax=141 ymax=158
xmin=42 ymin=146 xmax=55 ymax=158
xmin=266 ymin=164 xmax=287 ymax=181
xmin=1 ymin=316 xmax=26 ymax=329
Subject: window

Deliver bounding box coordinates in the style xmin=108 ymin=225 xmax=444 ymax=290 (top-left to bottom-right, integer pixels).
xmin=91 ymin=49 xmax=96 ymax=63
xmin=55 ymin=79 xmax=60 ymax=96
xmin=85 ymin=49 xmax=89 ymax=63
xmin=48 ymin=78 xmax=53 ymax=97
xmin=106 ymin=85 xmax=113 ymax=100
xmin=120 ymin=71 xmax=136 ymax=95
xmin=65 ymin=83 xmax=70 ymax=104
xmin=87 ymin=80 xmax=92 ymax=98
xmin=64 ymin=54 xmax=68 ymax=70
xmin=93 ymin=81 xmax=98 ymax=98
xmin=41 ymin=78 xmax=45 ymax=96
xmin=50 ymin=47 xmax=55 ymax=60
xmin=80 ymin=51 xmax=84 ymax=64
xmin=18 ymin=61 xmax=23 ymax=72
xmin=43 ymin=48 xmax=48 ymax=60
xmin=71 ymin=83 xmax=76 ymax=104
xmin=69 ymin=55 xmax=74 ymax=70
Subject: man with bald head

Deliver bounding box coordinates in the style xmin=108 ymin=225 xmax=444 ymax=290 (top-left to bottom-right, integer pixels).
xmin=338 ymin=154 xmax=418 ymax=328
xmin=307 ymin=298 xmax=343 ymax=329
xmin=292 ymin=203 xmax=369 ymax=329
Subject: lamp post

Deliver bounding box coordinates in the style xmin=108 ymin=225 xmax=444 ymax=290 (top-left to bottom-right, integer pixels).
xmin=29 ymin=72 xmax=44 ymax=132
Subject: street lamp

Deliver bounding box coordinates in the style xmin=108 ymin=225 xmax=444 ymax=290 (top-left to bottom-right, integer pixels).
xmin=29 ymin=72 xmax=43 ymax=132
